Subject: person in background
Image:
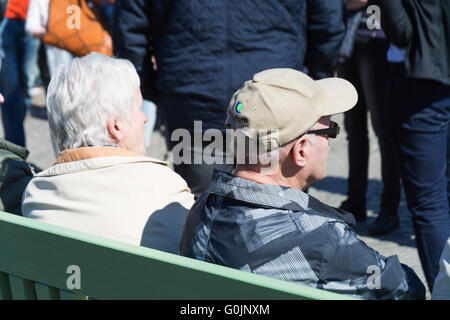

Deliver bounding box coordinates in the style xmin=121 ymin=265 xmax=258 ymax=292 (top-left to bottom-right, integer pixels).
xmin=113 ymin=0 xmax=347 ymax=198
xmin=112 ymin=0 xmax=158 ymax=152
xmin=25 ymin=0 xmax=73 ymax=156
xmin=338 ymin=0 xmax=402 ymax=236
xmin=0 ymin=0 xmax=8 ymax=22
xmin=22 ymin=53 xmax=195 ymax=254
xmin=0 ymin=0 xmax=39 ymax=147
xmin=25 ymin=0 xmax=73 ymax=78
xmin=0 ymin=92 xmax=34 ymax=216
xmin=370 ymin=0 xmax=450 ymax=291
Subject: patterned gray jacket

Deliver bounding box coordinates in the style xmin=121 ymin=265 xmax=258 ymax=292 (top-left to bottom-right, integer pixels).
xmin=180 ymin=171 xmax=425 ymax=300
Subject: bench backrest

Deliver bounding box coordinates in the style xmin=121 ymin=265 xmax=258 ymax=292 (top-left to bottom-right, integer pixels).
xmin=0 ymin=211 xmax=356 ymax=300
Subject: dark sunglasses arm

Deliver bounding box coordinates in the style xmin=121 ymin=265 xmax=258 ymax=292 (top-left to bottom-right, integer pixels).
xmin=306 ymin=122 xmax=340 ymax=138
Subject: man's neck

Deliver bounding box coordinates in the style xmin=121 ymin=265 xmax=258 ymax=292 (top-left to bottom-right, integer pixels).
xmin=233 ymin=168 xmax=309 ymax=191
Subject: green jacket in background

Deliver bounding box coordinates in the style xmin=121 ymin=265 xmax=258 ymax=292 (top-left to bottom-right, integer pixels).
xmin=0 ymin=138 xmax=34 ymax=215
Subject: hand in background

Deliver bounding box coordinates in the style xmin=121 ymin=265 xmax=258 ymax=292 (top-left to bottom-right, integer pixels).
xmin=29 ymin=26 xmax=46 ymax=38
xmin=151 ymin=55 xmax=157 ymax=71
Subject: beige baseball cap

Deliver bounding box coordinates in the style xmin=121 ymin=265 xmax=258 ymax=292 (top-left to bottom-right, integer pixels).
xmin=225 ymin=68 xmax=358 ymax=151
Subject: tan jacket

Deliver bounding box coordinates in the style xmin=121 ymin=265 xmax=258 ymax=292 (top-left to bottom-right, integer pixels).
xmin=22 ymin=147 xmax=195 ymax=254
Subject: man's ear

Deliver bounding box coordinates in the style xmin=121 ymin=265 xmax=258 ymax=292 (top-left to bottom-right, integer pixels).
xmin=291 ymin=136 xmax=308 ymax=167
xmin=107 ymin=116 xmax=122 ymax=143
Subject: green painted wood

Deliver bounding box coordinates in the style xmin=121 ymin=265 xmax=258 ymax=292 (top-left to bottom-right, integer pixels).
xmin=59 ymin=290 xmax=88 ymax=300
xmin=77 ymin=293 xmax=89 ymax=300
xmin=0 ymin=271 xmax=12 ymax=300
xmin=60 ymin=290 xmax=77 ymax=300
xmin=8 ymin=275 xmax=37 ymax=300
xmin=35 ymin=282 xmax=60 ymax=300
xmin=0 ymin=211 xmax=357 ymax=300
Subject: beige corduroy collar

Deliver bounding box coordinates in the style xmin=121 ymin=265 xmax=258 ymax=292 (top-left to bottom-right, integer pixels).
xmin=54 ymin=147 xmax=146 ymax=165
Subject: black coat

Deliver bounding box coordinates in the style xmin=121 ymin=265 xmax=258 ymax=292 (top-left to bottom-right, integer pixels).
xmin=0 ymin=139 xmax=33 ymax=215
xmin=370 ymin=0 xmax=450 ymax=85
xmin=113 ymin=0 xmax=346 ymax=134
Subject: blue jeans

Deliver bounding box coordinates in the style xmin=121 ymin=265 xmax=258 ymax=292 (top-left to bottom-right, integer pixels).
xmin=397 ymin=76 xmax=450 ymax=290
xmin=45 ymin=45 xmax=73 ymax=78
xmin=0 ymin=18 xmax=39 ymax=147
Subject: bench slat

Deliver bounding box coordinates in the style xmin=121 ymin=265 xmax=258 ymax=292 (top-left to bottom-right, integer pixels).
xmin=59 ymin=290 xmax=88 ymax=300
xmin=0 ymin=271 xmax=12 ymax=300
xmin=35 ymin=282 xmax=61 ymax=300
xmin=9 ymin=275 xmax=37 ymax=300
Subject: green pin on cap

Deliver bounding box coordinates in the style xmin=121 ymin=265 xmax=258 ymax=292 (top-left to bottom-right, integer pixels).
xmin=235 ymin=101 xmax=244 ymax=113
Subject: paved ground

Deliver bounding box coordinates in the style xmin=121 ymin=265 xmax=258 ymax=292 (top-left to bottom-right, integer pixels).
xmin=0 ymin=87 xmax=431 ymax=299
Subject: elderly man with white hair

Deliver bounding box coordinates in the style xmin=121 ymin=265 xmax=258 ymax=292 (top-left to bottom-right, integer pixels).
xmin=21 ymin=53 xmax=195 ymax=254
xmin=180 ymin=68 xmax=425 ymax=299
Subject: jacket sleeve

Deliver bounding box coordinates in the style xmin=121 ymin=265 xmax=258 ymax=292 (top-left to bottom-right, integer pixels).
xmin=25 ymin=0 xmax=48 ymax=35
xmin=112 ymin=0 xmax=154 ymax=98
xmin=304 ymin=0 xmax=346 ymax=79
xmin=369 ymin=0 xmax=412 ymax=47
xmin=319 ymin=222 xmax=426 ymax=300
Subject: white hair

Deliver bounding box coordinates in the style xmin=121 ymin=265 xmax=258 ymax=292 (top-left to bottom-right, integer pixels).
xmin=46 ymin=52 xmax=141 ymax=151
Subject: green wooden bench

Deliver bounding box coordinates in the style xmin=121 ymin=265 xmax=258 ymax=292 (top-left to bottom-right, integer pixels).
xmin=0 ymin=211 xmax=357 ymax=300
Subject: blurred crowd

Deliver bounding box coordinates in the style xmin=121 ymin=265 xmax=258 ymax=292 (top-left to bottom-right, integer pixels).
xmin=0 ymin=0 xmax=449 ymax=299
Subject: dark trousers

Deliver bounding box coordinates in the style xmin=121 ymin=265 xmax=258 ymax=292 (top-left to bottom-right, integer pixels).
xmin=396 ymin=75 xmax=450 ymax=290
xmin=337 ymin=39 xmax=401 ymax=214
xmin=159 ymin=91 xmax=234 ymax=199
xmin=171 ymin=144 xmax=234 ymax=199
xmin=174 ymin=160 xmax=233 ymax=199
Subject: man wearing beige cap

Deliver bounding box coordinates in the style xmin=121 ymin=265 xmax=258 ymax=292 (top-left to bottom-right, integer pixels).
xmin=180 ymin=68 xmax=425 ymax=299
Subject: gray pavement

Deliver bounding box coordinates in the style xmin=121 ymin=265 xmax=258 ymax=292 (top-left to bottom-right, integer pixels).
xmin=0 ymin=87 xmax=431 ymax=299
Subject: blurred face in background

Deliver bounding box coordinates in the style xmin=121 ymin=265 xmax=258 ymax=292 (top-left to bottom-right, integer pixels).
xmin=0 ymin=93 xmax=4 ymax=104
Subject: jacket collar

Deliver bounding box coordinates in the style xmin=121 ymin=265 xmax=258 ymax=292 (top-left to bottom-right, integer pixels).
xmin=209 ymin=170 xmax=356 ymax=227
xmin=54 ymin=146 xmax=149 ymax=165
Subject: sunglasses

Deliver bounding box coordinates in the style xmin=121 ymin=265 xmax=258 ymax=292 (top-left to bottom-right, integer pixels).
xmin=304 ymin=120 xmax=340 ymax=138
